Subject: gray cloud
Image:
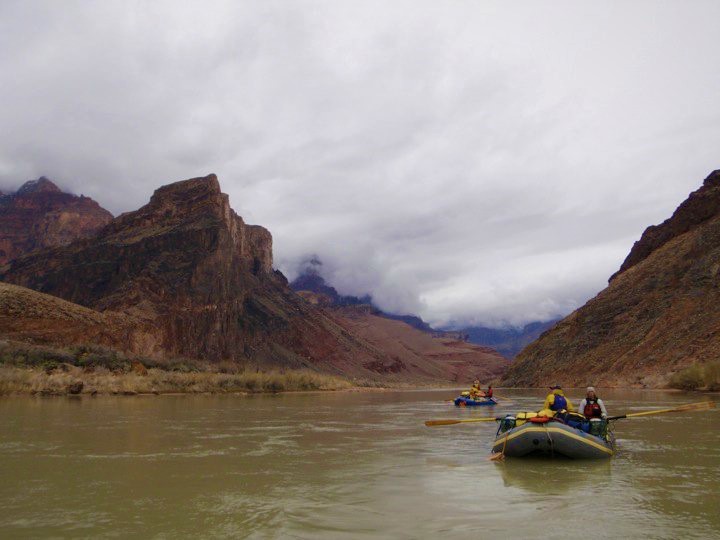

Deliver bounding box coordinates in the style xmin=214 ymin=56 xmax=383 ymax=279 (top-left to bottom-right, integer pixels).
xmin=1 ymin=0 xmax=719 ymax=327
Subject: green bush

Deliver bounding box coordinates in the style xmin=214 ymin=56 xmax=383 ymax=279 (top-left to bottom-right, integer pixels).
xmin=669 ymin=361 xmax=720 ymax=391
xmin=264 ymin=378 xmax=285 ymax=393
xmin=669 ymin=365 xmax=704 ymax=390
xmin=0 ymin=345 xmax=74 ymax=369
xmin=703 ymin=361 xmax=720 ymax=391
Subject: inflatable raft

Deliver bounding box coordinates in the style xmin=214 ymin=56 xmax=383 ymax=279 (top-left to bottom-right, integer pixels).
xmin=492 ymin=415 xmax=615 ymax=459
xmin=454 ymin=396 xmax=498 ymax=407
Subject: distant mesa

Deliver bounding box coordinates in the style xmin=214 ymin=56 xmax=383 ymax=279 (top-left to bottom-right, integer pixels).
xmin=0 ymin=176 xmax=112 ymax=265
xmin=504 ymin=169 xmax=720 ymax=388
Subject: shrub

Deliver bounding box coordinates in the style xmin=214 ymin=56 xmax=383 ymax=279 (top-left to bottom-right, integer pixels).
xmin=264 ymin=377 xmax=285 ymax=393
xmin=669 ymin=365 xmax=705 ymax=390
xmin=669 ymin=361 xmax=720 ymax=391
xmin=703 ymin=361 xmax=720 ymax=391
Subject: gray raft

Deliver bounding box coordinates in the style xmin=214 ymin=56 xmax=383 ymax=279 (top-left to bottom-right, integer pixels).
xmin=492 ymin=421 xmax=615 ymax=459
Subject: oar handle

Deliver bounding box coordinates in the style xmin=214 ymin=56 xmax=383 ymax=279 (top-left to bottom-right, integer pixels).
xmin=606 ymin=415 xmax=626 ymax=421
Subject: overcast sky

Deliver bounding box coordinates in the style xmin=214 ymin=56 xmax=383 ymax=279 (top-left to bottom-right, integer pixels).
xmin=1 ymin=1 xmax=719 ymax=328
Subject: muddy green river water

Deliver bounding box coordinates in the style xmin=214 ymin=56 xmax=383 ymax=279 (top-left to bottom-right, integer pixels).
xmin=1 ymin=389 xmax=718 ymax=539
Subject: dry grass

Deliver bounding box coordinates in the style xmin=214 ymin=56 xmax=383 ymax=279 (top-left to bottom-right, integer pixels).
xmin=0 ymin=365 xmax=353 ymax=395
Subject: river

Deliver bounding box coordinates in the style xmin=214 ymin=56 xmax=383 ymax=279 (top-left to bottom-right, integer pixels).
xmin=0 ymin=389 xmax=717 ymax=539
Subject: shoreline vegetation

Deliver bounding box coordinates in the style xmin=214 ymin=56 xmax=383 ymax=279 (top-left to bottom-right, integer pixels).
xmin=0 ymin=365 xmax=359 ymax=396
xmin=0 ymin=341 xmax=358 ymax=396
xmin=668 ymin=361 xmax=720 ymax=392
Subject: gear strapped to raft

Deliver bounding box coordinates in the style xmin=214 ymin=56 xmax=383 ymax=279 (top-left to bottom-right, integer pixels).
xmin=497 ymin=411 xmax=611 ymax=440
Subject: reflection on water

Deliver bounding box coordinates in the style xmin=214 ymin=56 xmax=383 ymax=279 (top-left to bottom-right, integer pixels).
xmin=0 ymin=389 xmax=718 ymax=539
xmin=498 ymin=457 xmax=612 ymax=494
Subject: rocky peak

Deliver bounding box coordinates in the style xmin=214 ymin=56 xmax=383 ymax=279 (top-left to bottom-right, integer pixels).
xmin=149 ymin=174 xmax=221 ymax=207
xmin=112 ymin=174 xmax=232 ymax=231
xmin=611 ymin=169 xmax=720 ymax=281
xmin=105 ymin=173 xmax=272 ymax=273
xmin=291 ymin=260 xmax=341 ymax=300
xmin=703 ymin=169 xmax=720 ymax=188
xmin=15 ymin=177 xmax=62 ymax=196
xmin=0 ymin=176 xmax=113 ymax=265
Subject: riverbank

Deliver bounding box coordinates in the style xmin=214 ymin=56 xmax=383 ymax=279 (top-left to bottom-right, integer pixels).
xmin=0 ymin=365 xmax=358 ymax=396
xmin=0 ymin=341 xmax=360 ymax=395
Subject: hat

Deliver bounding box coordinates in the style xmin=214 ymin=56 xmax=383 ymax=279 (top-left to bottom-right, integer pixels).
xmin=586 ymin=386 xmax=596 ymax=393
xmin=549 ymin=384 xmax=562 ymax=390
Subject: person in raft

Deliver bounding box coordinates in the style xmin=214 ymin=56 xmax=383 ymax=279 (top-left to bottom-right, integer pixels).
xmin=579 ymin=386 xmax=608 ymax=419
xmin=540 ymin=385 xmax=574 ymax=416
xmin=469 ymin=380 xmax=486 ymax=398
xmin=485 ymin=385 xmax=493 ymax=399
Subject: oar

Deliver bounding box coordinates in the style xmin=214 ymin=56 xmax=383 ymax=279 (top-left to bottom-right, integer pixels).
xmin=607 ymin=401 xmax=715 ymax=421
xmin=425 ymin=417 xmax=500 ymax=427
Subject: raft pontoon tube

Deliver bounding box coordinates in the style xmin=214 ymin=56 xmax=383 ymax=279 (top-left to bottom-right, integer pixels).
xmin=492 ymin=415 xmax=615 ymax=459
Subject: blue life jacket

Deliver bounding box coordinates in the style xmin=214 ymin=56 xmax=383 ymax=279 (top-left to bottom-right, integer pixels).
xmin=550 ymin=394 xmax=568 ymax=411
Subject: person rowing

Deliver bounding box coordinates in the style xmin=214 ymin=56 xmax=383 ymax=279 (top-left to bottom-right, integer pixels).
xmin=579 ymin=386 xmax=608 ymax=419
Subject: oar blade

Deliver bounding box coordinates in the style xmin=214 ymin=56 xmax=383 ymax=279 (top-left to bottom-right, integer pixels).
xmin=425 ymin=419 xmax=461 ymax=427
xmin=625 ymin=401 xmax=716 ymax=418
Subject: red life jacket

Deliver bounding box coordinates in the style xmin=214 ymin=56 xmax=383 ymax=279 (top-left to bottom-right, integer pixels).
xmin=486 ymin=388 xmax=493 ymax=398
xmin=584 ymin=399 xmax=602 ymax=418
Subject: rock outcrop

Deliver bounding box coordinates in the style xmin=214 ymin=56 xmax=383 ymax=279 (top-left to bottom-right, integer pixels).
xmin=0 ymin=177 xmax=113 ymax=265
xmin=503 ymin=170 xmax=720 ymax=387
